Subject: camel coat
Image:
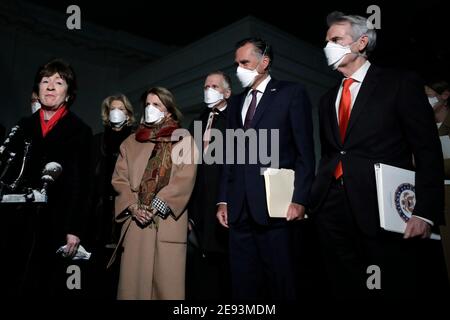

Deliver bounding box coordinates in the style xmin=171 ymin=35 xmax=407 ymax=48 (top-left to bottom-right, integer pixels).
xmin=112 ymin=132 xmax=197 ymax=300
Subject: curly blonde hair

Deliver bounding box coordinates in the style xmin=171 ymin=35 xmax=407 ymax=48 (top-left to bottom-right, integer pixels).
xmin=101 ymin=94 xmax=135 ymax=126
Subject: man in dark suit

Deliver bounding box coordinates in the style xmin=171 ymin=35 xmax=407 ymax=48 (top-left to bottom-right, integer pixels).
xmin=216 ymin=38 xmax=315 ymax=300
xmin=186 ymin=71 xmax=232 ymax=300
xmin=312 ymin=11 xmax=447 ymax=299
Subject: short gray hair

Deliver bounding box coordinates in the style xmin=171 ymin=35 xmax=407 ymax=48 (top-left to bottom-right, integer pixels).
xmin=207 ymin=70 xmax=232 ymax=91
xmin=327 ymin=11 xmax=377 ymax=56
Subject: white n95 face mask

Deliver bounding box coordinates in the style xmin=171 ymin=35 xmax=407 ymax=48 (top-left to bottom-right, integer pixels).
xmin=109 ymin=109 xmax=127 ymax=128
xmin=204 ymin=88 xmax=224 ymax=108
xmin=236 ymin=66 xmax=259 ymax=88
xmin=31 ymin=101 xmax=41 ymax=114
xmin=144 ymin=104 xmax=165 ymax=124
xmin=236 ymin=46 xmax=268 ymax=88
xmin=323 ymin=41 xmax=353 ymax=70
xmin=428 ymin=96 xmax=439 ymax=108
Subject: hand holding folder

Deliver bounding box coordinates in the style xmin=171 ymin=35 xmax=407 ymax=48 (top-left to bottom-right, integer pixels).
xmin=264 ymin=168 xmax=294 ymax=218
xmin=263 ymin=168 xmax=308 ymax=220
xmin=440 ymin=136 xmax=450 ymax=159
xmin=374 ymin=163 xmax=440 ymax=240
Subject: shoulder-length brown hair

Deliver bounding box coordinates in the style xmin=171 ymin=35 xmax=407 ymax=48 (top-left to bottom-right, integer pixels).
xmin=140 ymin=87 xmax=183 ymax=122
xmin=101 ymin=94 xmax=135 ymax=126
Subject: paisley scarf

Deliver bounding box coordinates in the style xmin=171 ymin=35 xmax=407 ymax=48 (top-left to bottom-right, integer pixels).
xmin=135 ymin=118 xmax=180 ymax=226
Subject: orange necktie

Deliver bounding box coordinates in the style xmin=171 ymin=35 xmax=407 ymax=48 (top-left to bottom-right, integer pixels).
xmin=334 ymin=78 xmax=355 ymax=179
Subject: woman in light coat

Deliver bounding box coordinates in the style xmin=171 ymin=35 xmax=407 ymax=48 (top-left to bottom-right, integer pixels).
xmin=111 ymin=87 xmax=197 ymax=299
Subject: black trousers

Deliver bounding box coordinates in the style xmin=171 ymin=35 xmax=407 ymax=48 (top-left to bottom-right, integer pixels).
xmin=186 ymin=247 xmax=231 ymax=301
xmin=315 ymin=178 xmax=449 ymax=299
xmin=229 ymin=201 xmax=298 ymax=300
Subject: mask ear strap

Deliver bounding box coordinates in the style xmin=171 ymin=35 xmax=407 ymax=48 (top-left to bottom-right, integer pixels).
xmin=260 ymin=45 xmax=268 ymax=63
xmin=261 ymin=45 xmax=268 ymax=57
xmin=257 ymin=44 xmax=269 ymax=71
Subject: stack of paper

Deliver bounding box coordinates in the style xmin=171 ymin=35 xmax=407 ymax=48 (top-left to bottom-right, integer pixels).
xmin=263 ymin=168 xmax=295 ymax=218
xmin=440 ymin=136 xmax=450 ymax=159
xmin=56 ymin=244 xmax=92 ymax=260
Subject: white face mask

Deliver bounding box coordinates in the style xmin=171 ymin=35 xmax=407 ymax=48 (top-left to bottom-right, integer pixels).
xmin=204 ymin=88 xmax=224 ymax=108
xmin=144 ymin=104 xmax=165 ymax=124
xmin=109 ymin=109 xmax=128 ymax=128
xmin=236 ymin=46 xmax=268 ymax=88
xmin=236 ymin=66 xmax=260 ymax=88
xmin=428 ymin=96 xmax=439 ymax=108
xmin=323 ymin=41 xmax=354 ymax=70
xmin=31 ymin=101 xmax=41 ymax=113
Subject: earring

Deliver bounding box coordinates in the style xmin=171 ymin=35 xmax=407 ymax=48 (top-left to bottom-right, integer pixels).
xmin=65 ymin=97 xmax=69 ymax=102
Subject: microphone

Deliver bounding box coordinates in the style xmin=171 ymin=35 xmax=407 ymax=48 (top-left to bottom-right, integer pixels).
xmin=8 ymin=141 xmax=31 ymax=191
xmin=41 ymin=162 xmax=63 ymax=195
xmin=1 ymin=161 xmax=62 ymax=204
xmin=0 ymin=125 xmax=20 ymax=156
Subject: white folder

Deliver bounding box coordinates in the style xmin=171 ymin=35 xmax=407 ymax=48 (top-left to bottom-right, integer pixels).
xmin=374 ymin=163 xmax=440 ymax=240
xmin=439 ymin=136 xmax=450 ymax=159
xmin=263 ymin=168 xmax=294 ymax=218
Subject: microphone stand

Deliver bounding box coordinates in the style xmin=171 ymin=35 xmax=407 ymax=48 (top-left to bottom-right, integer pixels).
xmin=0 ymin=152 xmax=16 ymax=198
xmin=9 ymin=141 xmax=31 ymax=192
xmin=18 ymin=162 xmax=61 ymax=295
xmin=18 ymin=204 xmax=40 ymax=296
xmin=0 ymin=125 xmax=20 ymax=168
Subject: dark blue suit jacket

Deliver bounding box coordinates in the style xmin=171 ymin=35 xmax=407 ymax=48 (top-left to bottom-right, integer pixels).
xmin=218 ymin=78 xmax=315 ymax=226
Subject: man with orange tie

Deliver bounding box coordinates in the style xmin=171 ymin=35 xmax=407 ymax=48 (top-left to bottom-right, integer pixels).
xmin=311 ymin=11 xmax=447 ymax=299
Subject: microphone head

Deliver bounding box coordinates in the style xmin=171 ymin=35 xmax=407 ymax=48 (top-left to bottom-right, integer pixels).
xmin=41 ymin=174 xmax=55 ymax=184
xmin=8 ymin=125 xmax=20 ymax=137
xmin=42 ymin=162 xmax=62 ymax=180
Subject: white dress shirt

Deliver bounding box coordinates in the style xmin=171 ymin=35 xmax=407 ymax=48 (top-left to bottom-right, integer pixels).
xmin=241 ymin=75 xmax=272 ymax=124
xmin=218 ymin=77 xmax=272 ymax=206
xmin=334 ymin=61 xmax=371 ymax=122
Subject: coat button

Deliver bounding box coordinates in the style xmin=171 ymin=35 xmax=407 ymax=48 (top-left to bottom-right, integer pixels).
xmin=340 ymin=151 xmax=346 ymax=155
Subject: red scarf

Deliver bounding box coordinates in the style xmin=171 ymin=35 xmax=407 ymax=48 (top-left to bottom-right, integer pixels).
xmin=39 ymin=105 xmax=68 ymax=138
xmin=135 ymin=118 xmax=180 ymax=143
xmin=135 ymin=118 xmax=180 ymax=227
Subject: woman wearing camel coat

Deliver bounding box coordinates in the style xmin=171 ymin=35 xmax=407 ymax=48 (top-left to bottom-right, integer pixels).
xmin=111 ymin=87 xmax=197 ymax=300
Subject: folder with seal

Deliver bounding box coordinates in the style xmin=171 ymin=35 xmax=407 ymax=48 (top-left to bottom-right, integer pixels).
xmin=374 ymin=163 xmax=440 ymax=240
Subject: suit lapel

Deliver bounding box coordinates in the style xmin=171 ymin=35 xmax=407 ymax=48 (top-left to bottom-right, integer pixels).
xmin=250 ymin=79 xmax=278 ymax=128
xmin=236 ymin=90 xmax=248 ymax=128
xmin=328 ymin=86 xmax=342 ymax=146
xmin=345 ymin=65 xmax=379 ymax=140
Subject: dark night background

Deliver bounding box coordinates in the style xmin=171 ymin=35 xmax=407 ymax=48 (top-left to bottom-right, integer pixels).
xmin=0 ymin=0 xmax=449 ymax=309
xmin=23 ymin=0 xmax=450 ymax=83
